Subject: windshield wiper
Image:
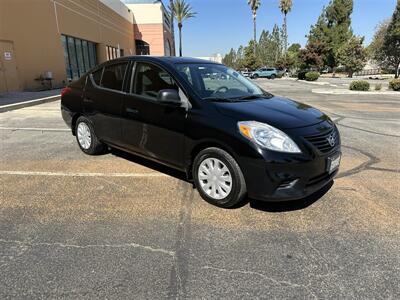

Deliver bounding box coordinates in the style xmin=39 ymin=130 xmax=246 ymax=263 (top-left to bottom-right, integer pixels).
xmin=203 ymin=96 xmax=235 ymax=102
xmin=235 ymin=94 xmax=266 ymax=100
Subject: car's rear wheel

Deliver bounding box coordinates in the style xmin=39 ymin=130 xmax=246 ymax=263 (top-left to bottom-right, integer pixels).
xmin=75 ymin=116 xmax=106 ymax=155
xmin=270 ymin=74 xmax=276 ymax=79
xmin=193 ymin=147 xmax=247 ymax=208
xmin=252 ymin=74 xmax=259 ymax=79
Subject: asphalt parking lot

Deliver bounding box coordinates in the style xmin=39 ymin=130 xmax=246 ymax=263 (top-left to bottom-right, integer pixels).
xmin=1 ymin=78 xmax=399 ymax=299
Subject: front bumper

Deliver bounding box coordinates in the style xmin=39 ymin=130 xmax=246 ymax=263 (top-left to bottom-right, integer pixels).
xmin=239 ymin=149 xmax=340 ymax=202
xmin=238 ymin=121 xmax=341 ymax=202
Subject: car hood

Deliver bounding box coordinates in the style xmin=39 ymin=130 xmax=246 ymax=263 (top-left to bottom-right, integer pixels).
xmin=214 ymin=96 xmax=329 ymax=129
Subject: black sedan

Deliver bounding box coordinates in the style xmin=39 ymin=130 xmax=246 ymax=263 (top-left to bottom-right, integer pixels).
xmin=61 ymin=56 xmax=341 ymax=208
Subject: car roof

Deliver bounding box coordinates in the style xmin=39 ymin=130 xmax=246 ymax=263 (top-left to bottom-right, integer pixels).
xmin=113 ymin=56 xmax=221 ymax=66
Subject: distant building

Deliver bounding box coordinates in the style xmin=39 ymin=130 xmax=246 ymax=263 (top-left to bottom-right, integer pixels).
xmin=0 ymin=0 xmax=176 ymax=93
xmin=195 ymin=54 xmax=223 ymax=64
xmin=124 ymin=0 xmax=175 ymax=56
xmin=0 ymin=0 xmax=135 ymax=92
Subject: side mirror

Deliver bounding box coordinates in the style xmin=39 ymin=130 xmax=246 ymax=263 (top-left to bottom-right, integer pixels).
xmin=157 ymin=89 xmax=181 ymax=105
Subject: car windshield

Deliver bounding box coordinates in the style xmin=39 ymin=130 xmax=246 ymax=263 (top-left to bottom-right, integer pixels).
xmin=175 ymin=63 xmax=268 ymax=101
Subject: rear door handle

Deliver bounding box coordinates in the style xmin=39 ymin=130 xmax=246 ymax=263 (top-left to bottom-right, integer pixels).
xmin=126 ymin=107 xmax=139 ymax=115
xmin=83 ymin=98 xmax=93 ymax=103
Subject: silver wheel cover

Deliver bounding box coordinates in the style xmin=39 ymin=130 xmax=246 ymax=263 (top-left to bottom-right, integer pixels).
xmin=198 ymin=158 xmax=233 ymax=200
xmin=77 ymin=122 xmax=92 ymax=150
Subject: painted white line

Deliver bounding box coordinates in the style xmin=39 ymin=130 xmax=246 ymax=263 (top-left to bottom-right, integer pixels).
xmin=0 ymin=170 xmax=168 ymax=178
xmin=0 ymin=127 xmax=70 ymax=132
xmin=0 ymin=95 xmax=60 ymax=109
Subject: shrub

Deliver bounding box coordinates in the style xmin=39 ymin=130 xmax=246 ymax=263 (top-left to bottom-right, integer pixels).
xmin=374 ymin=83 xmax=382 ymax=91
xmin=297 ymin=70 xmax=307 ymax=80
xmin=349 ymin=80 xmax=370 ymax=91
xmin=389 ymin=79 xmax=400 ymax=91
xmin=305 ymin=71 xmax=320 ymax=81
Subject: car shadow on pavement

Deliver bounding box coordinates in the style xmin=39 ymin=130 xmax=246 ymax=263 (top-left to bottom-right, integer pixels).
xmin=110 ymin=148 xmax=333 ymax=212
xmin=248 ymin=180 xmax=334 ymax=212
xmin=109 ymin=148 xmax=189 ymax=182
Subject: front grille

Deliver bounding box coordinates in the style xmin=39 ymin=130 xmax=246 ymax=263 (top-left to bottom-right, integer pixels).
xmin=304 ymin=128 xmax=339 ymax=154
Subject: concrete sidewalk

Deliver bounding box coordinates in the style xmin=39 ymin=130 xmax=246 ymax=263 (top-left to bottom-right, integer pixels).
xmin=0 ymin=89 xmax=62 ymax=106
xmin=0 ymin=89 xmax=62 ymax=112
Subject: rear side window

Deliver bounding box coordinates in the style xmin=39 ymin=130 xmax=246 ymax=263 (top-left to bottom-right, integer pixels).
xmin=133 ymin=62 xmax=178 ymax=99
xmin=92 ymin=68 xmax=103 ymax=85
xmin=101 ymin=63 xmax=128 ymax=91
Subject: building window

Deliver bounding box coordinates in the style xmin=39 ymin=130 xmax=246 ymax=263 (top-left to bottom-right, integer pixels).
xmin=135 ymin=40 xmax=150 ymax=55
xmin=106 ymin=45 xmax=124 ymax=60
xmin=165 ymin=39 xmax=172 ymax=56
xmin=61 ymin=34 xmax=97 ymax=81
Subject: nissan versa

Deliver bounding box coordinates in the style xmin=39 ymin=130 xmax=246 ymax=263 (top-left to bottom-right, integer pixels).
xmin=61 ymin=57 xmax=341 ymax=208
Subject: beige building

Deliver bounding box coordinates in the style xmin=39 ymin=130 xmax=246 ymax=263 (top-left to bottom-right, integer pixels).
xmin=0 ymin=0 xmax=135 ymax=92
xmin=125 ymin=0 xmax=175 ymax=56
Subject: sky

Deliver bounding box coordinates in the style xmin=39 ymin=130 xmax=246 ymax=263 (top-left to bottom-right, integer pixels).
xmin=168 ymin=0 xmax=397 ymax=57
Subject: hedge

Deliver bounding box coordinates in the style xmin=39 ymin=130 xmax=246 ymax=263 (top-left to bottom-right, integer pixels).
xmin=349 ymin=80 xmax=370 ymax=91
xmin=305 ymin=71 xmax=320 ymax=81
xmin=389 ymin=79 xmax=400 ymax=91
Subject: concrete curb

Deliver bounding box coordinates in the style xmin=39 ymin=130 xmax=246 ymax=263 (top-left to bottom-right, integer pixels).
xmin=312 ymin=89 xmax=400 ymax=96
xmin=0 ymin=95 xmax=61 ymax=113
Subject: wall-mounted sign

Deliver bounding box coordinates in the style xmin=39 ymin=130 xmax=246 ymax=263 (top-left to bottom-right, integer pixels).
xmin=4 ymin=52 xmax=12 ymax=60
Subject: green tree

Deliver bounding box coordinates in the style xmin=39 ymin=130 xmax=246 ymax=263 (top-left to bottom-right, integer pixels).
xmin=307 ymin=0 xmax=354 ymax=71
xmin=337 ymin=36 xmax=367 ymax=77
xmin=242 ymin=40 xmax=261 ymax=70
xmin=288 ymin=43 xmax=301 ymax=53
xmin=222 ymin=48 xmax=237 ymax=68
xmin=367 ymin=20 xmax=389 ymax=60
xmin=383 ymin=1 xmax=400 ymax=78
xmin=256 ymin=25 xmax=284 ymax=67
xmin=280 ymin=43 xmax=301 ymax=71
xmin=279 ymin=0 xmax=293 ymax=53
xmin=170 ymin=0 xmax=196 ymax=57
xmin=248 ymin=0 xmax=261 ymax=54
xmin=299 ymin=41 xmax=329 ymax=70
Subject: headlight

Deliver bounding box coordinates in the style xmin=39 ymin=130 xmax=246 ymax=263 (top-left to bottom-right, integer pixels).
xmin=238 ymin=121 xmax=301 ymax=153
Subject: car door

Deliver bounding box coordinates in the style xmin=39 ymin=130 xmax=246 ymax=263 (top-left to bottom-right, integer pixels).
xmin=83 ymin=61 xmax=129 ymax=145
xmin=121 ymin=61 xmax=187 ymax=169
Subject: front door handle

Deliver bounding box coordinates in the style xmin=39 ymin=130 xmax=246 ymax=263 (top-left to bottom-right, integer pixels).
xmin=83 ymin=98 xmax=93 ymax=103
xmin=126 ymin=107 xmax=139 ymax=116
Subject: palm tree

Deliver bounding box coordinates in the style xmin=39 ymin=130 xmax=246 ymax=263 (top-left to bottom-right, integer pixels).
xmin=169 ymin=0 xmax=175 ymax=55
xmin=248 ymin=0 xmax=261 ymax=55
xmin=279 ymin=0 xmax=293 ymax=53
xmin=170 ymin=0 xmax=197 ymax=57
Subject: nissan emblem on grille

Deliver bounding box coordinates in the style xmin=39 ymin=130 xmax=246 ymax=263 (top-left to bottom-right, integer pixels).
xmin=327 ymin=134 xmax=335 ymax=147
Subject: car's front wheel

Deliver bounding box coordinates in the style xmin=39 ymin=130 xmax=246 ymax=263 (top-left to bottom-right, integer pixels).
xmin=193 ymin=147 xmax=247 ymax=208
xmin=75 ymin=116 xmax=106 ymax=155
xmin=270 ymin=74 xmax=276 ymax=79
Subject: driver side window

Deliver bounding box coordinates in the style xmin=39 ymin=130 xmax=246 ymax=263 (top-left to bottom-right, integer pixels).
xmin=133 ymin=62 xmax=178 ymax=99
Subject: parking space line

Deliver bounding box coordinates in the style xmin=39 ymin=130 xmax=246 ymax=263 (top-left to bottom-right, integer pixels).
xmin=0 ymin=127 xmax=70 ymax=132
xmin=0 ymin=170 xmax=167 ymax=178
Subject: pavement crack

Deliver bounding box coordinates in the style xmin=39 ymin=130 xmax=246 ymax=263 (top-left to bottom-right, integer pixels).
xmin=337 ymin=145 xmax=381 ymax=179
xmin=0 ymin=238 xmax=175 ymax=256
xmin=168 ymin=181 xmax=195 ymax=300
xmin=201 ymin=265 xmax=317 ymax=299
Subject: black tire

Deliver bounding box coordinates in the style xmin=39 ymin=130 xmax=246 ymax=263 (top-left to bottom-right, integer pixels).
xmin=252 ymin=74 xmax=259 ymax=79
xmin=270 ymin=74 xmax=276 ymax=79
xmin=193 ymin=147 xmax=247 ymax=208
xmin=75 ymin=116 xmax=106 ymax=155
